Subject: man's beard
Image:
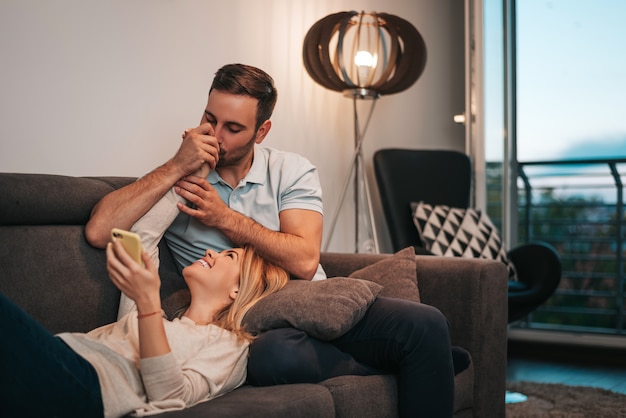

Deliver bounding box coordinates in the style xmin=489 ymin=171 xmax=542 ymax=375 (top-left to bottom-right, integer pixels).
xmin=216 ymin=135 xmax=256 ymax=168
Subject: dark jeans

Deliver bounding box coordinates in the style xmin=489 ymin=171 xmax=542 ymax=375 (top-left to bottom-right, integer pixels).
xmin=0 ymin=293 xmax=103 ymax=418
xmin=247 ymin=297 xmax=455 ymax=418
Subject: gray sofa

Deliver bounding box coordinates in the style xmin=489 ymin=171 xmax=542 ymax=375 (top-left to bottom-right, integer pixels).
xmin=0 ymin=173 xmax=508 ymax=417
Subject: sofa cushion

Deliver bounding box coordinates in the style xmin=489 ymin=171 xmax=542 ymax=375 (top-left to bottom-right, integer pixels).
xmin=159 ymin=383 xmax=335 ymax=418
xmin=0 ymin=173 xmax=135 ymax=225
xmin=348 ymin=246 xmax=420 ymax=302
xmin=321 ymin=375 xmax=398 ymax=418
xmin=321 ymin=369 xmax=474 ymax=417
xmin=0 ymin=226 xmax=120 ymax=334
xmin=411 ymin=201 xmax=517 ymax=280
xmin=243 ymin=278 xmax=382 ymax=340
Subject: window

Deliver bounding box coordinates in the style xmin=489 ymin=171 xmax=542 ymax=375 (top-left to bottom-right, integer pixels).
xmin=484 ymin=0 xmax=626 ymax=340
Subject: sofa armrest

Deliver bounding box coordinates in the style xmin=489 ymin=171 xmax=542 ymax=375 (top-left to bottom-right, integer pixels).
xmin=415 ymin=255 xmax=507 ymax=417
xmin=415 ymin=255 xmax=507 ymax=349
xmin=320 ymin=252 xmax=508 ymax=418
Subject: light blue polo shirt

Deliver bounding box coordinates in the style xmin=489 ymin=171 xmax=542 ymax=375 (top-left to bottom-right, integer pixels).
xmin=164 ymin=144 xmax=327 ymax=280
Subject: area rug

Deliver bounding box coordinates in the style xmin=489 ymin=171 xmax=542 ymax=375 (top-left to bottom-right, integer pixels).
xmin=506 ymin=381 xmax=626 ymax=417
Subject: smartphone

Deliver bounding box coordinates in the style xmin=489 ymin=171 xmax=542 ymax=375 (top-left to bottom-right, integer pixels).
xmin=110 ymin=228 xmax=143 ymax=265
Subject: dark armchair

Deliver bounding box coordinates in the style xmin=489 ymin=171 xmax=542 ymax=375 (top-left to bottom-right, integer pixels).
xmin=373 ymin=148 xmax=562 ymax=322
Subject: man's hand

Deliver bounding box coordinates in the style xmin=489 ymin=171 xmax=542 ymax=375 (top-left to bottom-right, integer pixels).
xmin=174 ymin=176 xmax=230 ymax=228
xmin=174 ymin=175 xmax=323 ymax=280
xmin=172 ymin=123 xmax=219 ymax=176
xmin=85 ymin=123 xmax=217 ymax=248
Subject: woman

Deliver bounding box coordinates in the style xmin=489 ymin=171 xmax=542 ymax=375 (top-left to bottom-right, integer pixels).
xmin=0 ymin=240 xmax=289 ymax=418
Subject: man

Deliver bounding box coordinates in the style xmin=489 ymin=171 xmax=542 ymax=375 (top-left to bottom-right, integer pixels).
xmin=86 ymin=64 xmax=322 ymax=282
xmin=86 ymin=63 xmax=457 ymax=417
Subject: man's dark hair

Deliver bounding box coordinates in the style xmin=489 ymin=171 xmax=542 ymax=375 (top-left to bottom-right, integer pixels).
xmin=210 ymin=64 xmax=278 ymax=131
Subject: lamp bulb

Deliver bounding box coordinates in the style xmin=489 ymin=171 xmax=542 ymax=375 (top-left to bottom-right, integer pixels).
xmin=354 ymin=50 xmax=375 ymax=68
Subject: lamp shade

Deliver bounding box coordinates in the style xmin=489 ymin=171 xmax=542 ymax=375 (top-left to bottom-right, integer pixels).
xmin=303 ymin=11 xmax=427 ymax=97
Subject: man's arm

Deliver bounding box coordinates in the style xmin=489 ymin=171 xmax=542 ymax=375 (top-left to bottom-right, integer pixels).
xmin=85 ymin=126 xmax=218 ymax=248
xmin=227 ymin=208 xmax=323 ymax=280
xmin=175 ymin=177 xmax=323 ymax=280
xmin=85 ymin=162 xmax=185 ymax=248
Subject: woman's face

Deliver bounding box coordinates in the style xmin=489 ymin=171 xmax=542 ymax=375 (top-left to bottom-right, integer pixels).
xmin=183 ymin=248 xmax=243 ymax=299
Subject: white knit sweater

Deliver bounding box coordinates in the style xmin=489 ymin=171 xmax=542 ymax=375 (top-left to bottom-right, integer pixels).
xmin=59 ymin=313 xmax=248 ymax=417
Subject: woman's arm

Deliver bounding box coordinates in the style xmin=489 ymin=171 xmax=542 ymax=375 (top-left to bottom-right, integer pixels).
xmin=106 ymin=241 xmax=171 ymax=358
xmin=107 ymin=226 xmax=248 ymax=407
xmin=139 ymin=328 xmax=248 ymax=406
xmin=117 ymin=184 xmax=191 ymax=318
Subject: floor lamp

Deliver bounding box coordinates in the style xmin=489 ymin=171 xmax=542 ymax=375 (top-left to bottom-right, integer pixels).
xmin=303 ymin=11 xmax=427 ymax=253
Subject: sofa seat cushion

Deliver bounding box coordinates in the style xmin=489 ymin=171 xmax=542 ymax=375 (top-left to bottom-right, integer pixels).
xmin=453 ymin=361 xmax=475 ymax=416
xmin=321 ymin=362 xmax=473 ymax=418
xmin=321 ymin=375 xmax=398 ymax=418
xmin=158 ymin=383 xmax=335 ymax=418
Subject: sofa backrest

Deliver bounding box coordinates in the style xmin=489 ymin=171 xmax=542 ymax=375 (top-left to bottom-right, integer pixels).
xmin=0 ymin=173 xmax=186 ymax=334
xmin=0 ymin=173 xmax=390 ymax=336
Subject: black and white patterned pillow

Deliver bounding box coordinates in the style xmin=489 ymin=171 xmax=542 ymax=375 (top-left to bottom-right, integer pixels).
xmin=411 ymin=201 xmax=517 ymax=280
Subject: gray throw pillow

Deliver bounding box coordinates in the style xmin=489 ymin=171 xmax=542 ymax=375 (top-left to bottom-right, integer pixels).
xmin=242 ymin=278 xmax=382 ymax=341
xmin=349 ymin=246 xmax=420 ymax=303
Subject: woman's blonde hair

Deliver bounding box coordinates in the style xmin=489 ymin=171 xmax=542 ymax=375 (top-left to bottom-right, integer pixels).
xmin=212 ymin=245 xmax=289 ymax=341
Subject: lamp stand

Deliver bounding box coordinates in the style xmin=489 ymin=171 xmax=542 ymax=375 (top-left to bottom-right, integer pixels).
xmin=324 ymin=91 xmax=380 ymax=253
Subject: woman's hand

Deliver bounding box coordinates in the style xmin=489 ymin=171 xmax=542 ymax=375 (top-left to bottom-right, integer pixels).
xmin=106 ymin=240 xmax=161 ymax=314
xmin=107 ymin=240 xmax=172 ymax=359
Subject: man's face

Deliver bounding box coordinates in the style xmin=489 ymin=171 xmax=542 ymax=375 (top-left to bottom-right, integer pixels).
xmin=201 ymin=90 xmax=261 ymax=168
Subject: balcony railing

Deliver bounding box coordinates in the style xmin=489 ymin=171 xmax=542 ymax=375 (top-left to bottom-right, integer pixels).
xmin=487 ymin=158 xmax=626 ymax=336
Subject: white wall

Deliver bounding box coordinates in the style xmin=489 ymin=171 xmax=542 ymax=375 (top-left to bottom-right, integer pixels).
xmin=0 ymin=0 xmax=465 ymax=253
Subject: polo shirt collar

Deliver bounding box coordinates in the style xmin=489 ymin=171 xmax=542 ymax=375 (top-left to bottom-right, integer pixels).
xmin=207 ymin=144 xmax=267 ymax=187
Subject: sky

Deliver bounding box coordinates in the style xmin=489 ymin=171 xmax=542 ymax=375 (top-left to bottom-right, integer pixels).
xmin=484 ymin=0 xmax=626 ymax=162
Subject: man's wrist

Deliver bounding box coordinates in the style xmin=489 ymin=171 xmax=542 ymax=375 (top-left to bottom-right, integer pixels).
xmin=160 ymin=159 xmax=188 ymax=181
xmin=219 ymin=209 xmax=251 ymax=242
